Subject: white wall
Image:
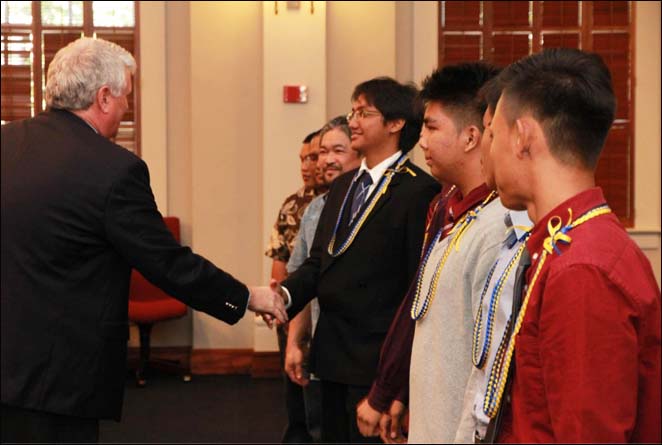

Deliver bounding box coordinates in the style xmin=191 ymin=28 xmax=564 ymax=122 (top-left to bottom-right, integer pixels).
xmin=326 ymin=1 xmax=396 ymax=119
xmin=410 ymin=1 xmax=439 ymax=168
xmin=262 ymin=0 xmax=327 ymax=283
xmin=632 ymin=1 xmax=661 ymax=285
xmin=258 ymin=1 xmax=328 ymax=350
xmin=139 ymin=2 xmax=167 ymax=213
xmin=189 ymin=1 xmax=264 ymax=349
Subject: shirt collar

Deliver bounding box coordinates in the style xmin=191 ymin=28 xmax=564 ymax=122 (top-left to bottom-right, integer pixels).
xmin=503 ymin=210 xmax=533 ymax=248
xmin=82 ymin=118 xmax=99 ymax=133
xmin=446 ymin=183 xmax=492 ymax=225
xmin=526 ymin=187 xmax=608 ymax=256
xmin=356 ymin=150 xmax=402 ymax=185
xmin=56 ymin=109 xmax=100 ymax=134
xmin=297 ymin=186 xmax=316 ymax=198
xmin=509 ymin=210 xmax=533 ymax=241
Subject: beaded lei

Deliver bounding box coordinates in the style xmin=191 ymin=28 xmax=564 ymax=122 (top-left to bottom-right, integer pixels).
xmin=471 ymin=239 xmax=529 ymax=370
xmin=410 ymin=190 xmax=498 ymax=321
xmin=327 ymin=153 xmax=415 ymax=258
xmin=482 ymin=204 xmax=612 ymax=418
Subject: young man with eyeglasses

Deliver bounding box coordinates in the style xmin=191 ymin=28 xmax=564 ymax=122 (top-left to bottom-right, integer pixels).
xmin=259 ymin=77 xmax=439 ymax=443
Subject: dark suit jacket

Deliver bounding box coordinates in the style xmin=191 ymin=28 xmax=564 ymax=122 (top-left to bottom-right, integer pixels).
xmin=1 ymin=109 xmax=249 ymax=420
xmin=283 ymin=159 xmax=440 ymax=386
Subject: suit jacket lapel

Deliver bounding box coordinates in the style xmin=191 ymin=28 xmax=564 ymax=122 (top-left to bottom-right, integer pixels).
xmin=361 ymin=167 xmax=402 ymax=224
xmin=334 ymin=179 xmax=359 ymax=249
xmin=355 ymin=158 xmax=411 ymax=229
xmin=321 ymin=159 xmax=409 ymax=275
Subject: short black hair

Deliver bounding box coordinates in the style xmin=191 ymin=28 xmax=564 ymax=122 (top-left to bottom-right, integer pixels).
xmin=351 ymin=77 xmax=422 ymax=153
xmin=478 ymin=75 xmax=504 ymax=116
xmin=302 ymin=130 xmax=320 ymax=144
xmin=419 ymin=62 xmax=501 ymax=131
xmin=500 ymin=48 xmax=615 ymax=169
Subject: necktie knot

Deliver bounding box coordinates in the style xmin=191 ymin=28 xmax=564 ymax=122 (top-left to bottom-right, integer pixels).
xmin=350 ymin=171 xmax=373 ymax=223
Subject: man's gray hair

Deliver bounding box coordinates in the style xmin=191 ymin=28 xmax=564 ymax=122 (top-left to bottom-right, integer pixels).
xmin=320 ymin=115 xmax=351 ymax=142
xmin=45 ymin=37 xmax=136 ymax=110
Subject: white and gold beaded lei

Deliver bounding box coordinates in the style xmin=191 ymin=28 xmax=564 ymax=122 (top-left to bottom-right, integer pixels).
xmin=327 ymin=153 xmax=414 ymax=258
xmin=410 ymin=190 xmax=498 ymax=321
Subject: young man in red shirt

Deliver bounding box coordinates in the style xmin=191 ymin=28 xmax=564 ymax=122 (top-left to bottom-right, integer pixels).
xmin=488 ymin=48 xmax=660 ymax=443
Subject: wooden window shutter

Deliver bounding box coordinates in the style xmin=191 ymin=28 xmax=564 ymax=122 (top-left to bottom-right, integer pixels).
xmin=590 ymin=2 xmax=633 ymax=225
xmin=439 ymin=1 xmax=483 ymax=66
xmin=1 ymin=28 xmax=33 ymax=122
xmin=437 ymin=1 xmax=635 ymax=226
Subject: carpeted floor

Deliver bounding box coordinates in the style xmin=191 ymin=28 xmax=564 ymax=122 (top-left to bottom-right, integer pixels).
xmin=100 ymin=373 xmax=286 ymax=443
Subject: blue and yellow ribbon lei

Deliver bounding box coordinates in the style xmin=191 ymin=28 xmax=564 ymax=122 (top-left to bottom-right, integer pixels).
xmin=482 ymin=204 xmax=612 ymax=418
xmin=472 ymin=233 xmax=530 ymax=370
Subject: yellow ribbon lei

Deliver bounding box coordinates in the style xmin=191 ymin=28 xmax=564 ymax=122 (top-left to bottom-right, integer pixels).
xmin=483 ymin=204 xmax=612 ymax=418
xmin=410 ymin=190 xmax=497 ymax=321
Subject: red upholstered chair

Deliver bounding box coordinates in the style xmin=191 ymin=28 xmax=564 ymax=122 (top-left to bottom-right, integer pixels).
xmin=128 ymin=216 xmax=191 ymax=387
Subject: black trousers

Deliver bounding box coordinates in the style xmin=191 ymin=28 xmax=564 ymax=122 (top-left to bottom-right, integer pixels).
xmin=320 ymin=380 xmax=382 ymax=444
xmin=302 ymin=379 xmax=322 ymax=443
xmin=1 ymin=404 xmax=99 ymax=443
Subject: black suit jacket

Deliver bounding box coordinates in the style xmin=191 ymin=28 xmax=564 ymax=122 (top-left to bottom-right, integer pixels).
xmin=1 ymin=109 xmax=249 ymax=420
xmin=283 ymin=159 xmax=440 ymax=386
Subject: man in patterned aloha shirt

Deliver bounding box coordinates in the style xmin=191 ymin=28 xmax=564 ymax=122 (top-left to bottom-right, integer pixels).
xmin=265 ymin=129 xmax=324 ymax=443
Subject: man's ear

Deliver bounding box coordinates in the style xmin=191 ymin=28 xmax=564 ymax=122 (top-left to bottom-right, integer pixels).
xmin=97 ymin=86 xmax=111 ymax=113
xmin=463 ymin=125 xmax=481 ymax=153
xmin=514 ymin=117 xmax=535 ymax=159
xmin=387 ymin=118 xmax=405 ymax=134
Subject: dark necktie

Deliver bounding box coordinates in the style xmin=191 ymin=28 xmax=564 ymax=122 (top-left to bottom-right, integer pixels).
xmin=350 ymin=171 xmax=373 ymax=224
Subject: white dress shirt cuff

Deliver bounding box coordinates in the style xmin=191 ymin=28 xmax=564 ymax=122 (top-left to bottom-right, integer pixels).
xmin=281 ymin=285 xmax=293 ymax=310
xmin=244 ymin=288 xmax=251 ymax=313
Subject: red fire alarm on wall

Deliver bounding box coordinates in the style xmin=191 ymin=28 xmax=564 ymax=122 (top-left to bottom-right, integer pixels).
xmin=283 ymin=85 xmax=308 ymax=103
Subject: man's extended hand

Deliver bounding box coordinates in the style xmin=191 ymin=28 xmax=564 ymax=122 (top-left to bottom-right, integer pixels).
xmin=356 ymin=397 xmax=382 ymax=437
xmin=247 ymin=284 xmax=288 ymax=327
xmin=379 ymin=399 xmax=408 ymax=444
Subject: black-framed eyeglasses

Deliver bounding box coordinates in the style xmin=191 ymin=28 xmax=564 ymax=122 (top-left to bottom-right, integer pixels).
xmin=346 ymin=108 xmax=382 ymax=121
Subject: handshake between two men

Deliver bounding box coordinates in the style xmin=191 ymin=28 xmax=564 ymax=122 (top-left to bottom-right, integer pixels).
xmin=248 ymin=279 xmax=289 ymax=329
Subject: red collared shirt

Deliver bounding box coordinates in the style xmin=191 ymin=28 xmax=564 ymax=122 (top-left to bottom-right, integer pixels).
xmin=367 ymin=183 xmax=493 ymax=411
xmin=498 ymin=188 xmax=661 ymax=443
